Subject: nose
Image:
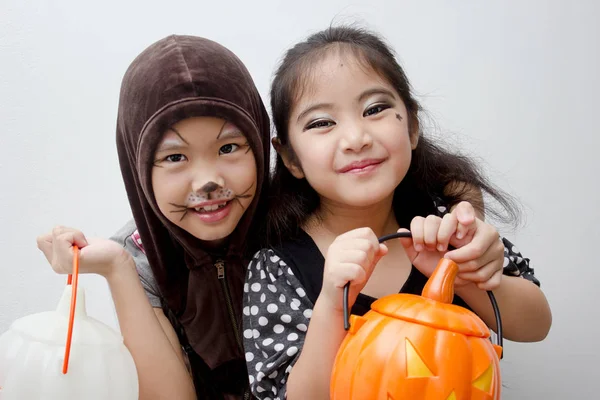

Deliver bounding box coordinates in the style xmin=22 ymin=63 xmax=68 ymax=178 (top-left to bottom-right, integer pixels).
xmin=191 ymin=167 xmax=225 ymax=194
xmin=340 ymin=121 xmax=373 ymax=153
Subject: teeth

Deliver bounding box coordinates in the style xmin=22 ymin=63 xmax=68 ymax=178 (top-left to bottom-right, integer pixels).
xmin=194 ymin=202 xmax=227 ymax=213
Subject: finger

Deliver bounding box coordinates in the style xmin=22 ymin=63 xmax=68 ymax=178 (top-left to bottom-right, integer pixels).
xmin=423 ymin=215 xmax=442 ymax=251
xmin=477 ymin=269 xmax=503 ymax=291
xmin=410 ymin=217 xmax=425 ymax=252
xmin=397 ymin=228 xmax=418 ymax=262
xmin=454 ymin=202 xmax=476 ymax=240
xmin=36 ymin=233 xmax=54 ymax=262
xmin=445 ymin=223 xmax=498 ymax=263
xmin=335 ymin=263 xmax=367 ymax=287
xmin=458 ymin=259 xmax=503 ymax=283
xmin=372 ymin=243 xmax=388 ymax=266
xmin=437 ymin=213 xmax=458 ymax=252
xmin=455 ymin=238 xmax=504 ymax=272
xmin=341 ymin=249 xmax=375 ymax=269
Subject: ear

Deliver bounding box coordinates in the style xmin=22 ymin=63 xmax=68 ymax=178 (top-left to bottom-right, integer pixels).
xmin=272 ymin=137 xmax=305 ymax=179
xmin=409 ymin=116 xmax=420 ymax=150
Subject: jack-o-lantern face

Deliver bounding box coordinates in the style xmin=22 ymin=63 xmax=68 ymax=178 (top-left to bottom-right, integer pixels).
xmin=330 ymin=259 xmax=502 ymax=400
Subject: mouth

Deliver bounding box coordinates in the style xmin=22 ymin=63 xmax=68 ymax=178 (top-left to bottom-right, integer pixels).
xmin=337 ymin=158 xmax=386 ymax=173
xmin=190 ymin=199 xmax=233 ymax=213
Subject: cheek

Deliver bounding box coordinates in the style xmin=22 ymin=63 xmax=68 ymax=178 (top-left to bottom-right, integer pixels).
xmin=226 ymin=154 xmax=258 ymax=194
xmin=151 ymin=168 xmax=188 ymax=212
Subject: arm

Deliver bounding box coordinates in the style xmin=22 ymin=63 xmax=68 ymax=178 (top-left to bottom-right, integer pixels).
xmin=446 ymin=192 xmax=552 ymax=341
xmin=242 ymin=249 xmax=349 ymax=400
xmin=105 ymin=260 xmax=197 ymax=399
xmin=37 ymin=226 xmax=196 ymax=400
xmin=456 ymin=274 xmax=551 ymax=342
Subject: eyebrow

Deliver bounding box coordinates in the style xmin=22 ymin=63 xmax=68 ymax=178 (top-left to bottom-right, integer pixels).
xmin=295 ymin=87 xmax=397 ymax=123
xmin=217 ymin=122 xmax=245 ymax=140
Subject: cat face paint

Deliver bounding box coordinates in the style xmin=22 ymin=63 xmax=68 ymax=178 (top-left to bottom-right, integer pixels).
xmin=152 ymin=117 xmax=257 ymax=243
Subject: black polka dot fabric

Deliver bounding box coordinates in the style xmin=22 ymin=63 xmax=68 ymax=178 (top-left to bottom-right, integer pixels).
xmin=242 ymin=200 xmax=540 ymax=399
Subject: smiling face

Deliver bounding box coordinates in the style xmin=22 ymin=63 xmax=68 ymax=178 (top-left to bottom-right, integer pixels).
xmin=151 ymin=116 xmax=257 ymax=244
xmin=281 ymin=50 xmax=419 ymax=209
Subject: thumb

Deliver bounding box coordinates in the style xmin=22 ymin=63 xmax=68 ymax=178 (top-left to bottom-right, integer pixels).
xmin=373 ymin=243 xmax=388 ymax=265
xmin=397 ymin=228 xmax=417 ymax=262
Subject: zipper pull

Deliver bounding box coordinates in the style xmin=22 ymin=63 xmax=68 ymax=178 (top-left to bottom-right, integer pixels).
xmin=215 ymin=259 xmax=225 ymax=279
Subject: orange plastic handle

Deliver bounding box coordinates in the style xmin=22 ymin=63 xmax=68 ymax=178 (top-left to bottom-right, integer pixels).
xmin=62 ymin=245 xmax=79 ymax=374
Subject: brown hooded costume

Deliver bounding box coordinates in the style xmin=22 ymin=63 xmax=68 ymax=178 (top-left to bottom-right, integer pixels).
xmin=115 ymin=35 xmax=270 ymax=399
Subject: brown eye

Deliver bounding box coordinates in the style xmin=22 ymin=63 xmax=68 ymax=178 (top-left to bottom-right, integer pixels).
xmin=364 ymin=104 xmax=390 ymax=117
xmin=305 ymin=119 xmax=335 ymax=130
xmin=219 ymin=143 xmax=240 ymax=155
xmin=165 ymin=154 xmax=187 ymax=162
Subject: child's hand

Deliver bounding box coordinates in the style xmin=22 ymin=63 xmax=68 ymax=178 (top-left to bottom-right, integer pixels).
xmin=36 ymin=226 xmax=132 ymax=278
xmin=398 ymin=202 xmax=504 ymax=290
xmin=320 ymin=228 xmax=388 ymax=312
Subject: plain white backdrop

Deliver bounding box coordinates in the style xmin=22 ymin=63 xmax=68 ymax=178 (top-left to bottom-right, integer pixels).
xmin=1 ymin=0 xmax=598 ymax=398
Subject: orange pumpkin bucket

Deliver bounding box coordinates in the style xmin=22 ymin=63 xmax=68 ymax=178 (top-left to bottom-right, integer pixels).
xmin=331 ymin=232 xmax=503 ymax=400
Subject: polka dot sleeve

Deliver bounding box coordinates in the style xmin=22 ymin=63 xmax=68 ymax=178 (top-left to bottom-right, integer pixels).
xmin=242 ymin=249 xmax=313 ymax=400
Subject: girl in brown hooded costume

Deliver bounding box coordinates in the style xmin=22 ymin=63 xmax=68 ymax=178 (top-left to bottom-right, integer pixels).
xmin=37 ymin=35 xmax=270 ymax=399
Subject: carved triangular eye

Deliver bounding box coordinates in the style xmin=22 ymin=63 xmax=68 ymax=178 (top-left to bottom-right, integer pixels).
xmin=446 ymin=391 xmax=457 ymax=400
xmin=405 ymin=338 xmax=434 ymax=377
xmin=472 ymin=363 xmax=494 ymax=393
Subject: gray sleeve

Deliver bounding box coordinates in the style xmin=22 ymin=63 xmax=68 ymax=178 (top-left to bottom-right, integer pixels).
xmin=109 ymin=220 xmax=162 ymax=308
xmin=242 ymin=249 xmax=314 ymax=400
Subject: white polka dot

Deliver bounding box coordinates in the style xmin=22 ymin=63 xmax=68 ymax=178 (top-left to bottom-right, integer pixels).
xmin=267 ymin=303 xmax=278 ymax=313
xmin=269 ymin=273 xmax=276 ymax=281
xmin=253 ymin=329 xmax=260 ymax=339
xmin=516 ymin=257 xmax=523 ymax=264
xmin=503 ymin=257 xmax=509 ymax=268
xmin=280 ymin=260 xmax=287 ymax=266
xmin=273 ymin=324 xmax=284 ymax=334
xmin=259 ymin=316 xmax=269 ymax=326
xmin=268 ymin=284 xmax=277 ymax=293
xmin=256 ymin=386 xmax=265 ymax=393
xmin=257 ymin=371 xmax=265 ymax=382
xmin=268 ymin=370 xmax=278 ymax=379
xmin=249 ymin=375 xmax=255 ymax=384
xmin=291 ymin=298 xmax=301 ymax=310
xmin=288 ymin=333 xmax=298 ymax=341
xmin=286 ymin=280 xmax=291 ymax=285
xmin=272 ymin=386 xmax=278 ymax=395
xmin=303 ymin=309 xmax=312 ymax=318
xmin=243 ymin=306 xmax=250 ymax=316
xmin=296 ymin=288 xmax=306 ymax=297
xmin=255 ymin=362 xmax=263 ymax=371
xmin=286 ymin=346 xmax=298 ymax=357
xmin=277 ymin=268 xmax=284 ymax=276
xmin=244 ymin=329 xmax=253 ymax=339
xmin=251 ymin=306 xmax=259 ymax=315
xmin=270 ymin=255 xmax=281 ymax=263
xmin=267 ymin=362 xmax=275 ymax=368
xmin=279 ymin=294 xmax=286 ymax=303
xmin=297 ymin=324 xmax=307 ymax=332
xmin=285 ymin=365 xmax=293 ymax=374
xmin=263 ymin=338 xmax=274 ymax=346
xmin=274 ymin=343 xmax=284 ymax=351
xmin=254 ymin=343 xmax=260 ymax=350
xmin=245 ymin=352 xmax=254 ymax=361
xmin=260 ymin=270 xmax=266 ymax=279
xmin=287 ymin=268 xmax=294 ymax=276
xmin=248 ymin=271 xmax=252 ymax=279
xmin=512 ymin=245 xmax=519 ymax=254
xmin=437 ymin=206 xmax=447 ymax=213
xmin=255 ymin=261 xmax=262 ymax=270
xmin=262 ymin=351 xmax=268 ymax=358
xmin=281 ymin=314 xmax=291 ymax=323
xmin=260 ymin=293 xmax=266 ymax=303
xmin=244 ymin=283 xmax=249 ymax=293
xmin=251 ymin=283 xmax=261 ymax=292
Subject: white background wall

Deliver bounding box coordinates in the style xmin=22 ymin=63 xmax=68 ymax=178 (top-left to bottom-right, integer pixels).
xmin=1 ymin=0 xmax=598 ymax=398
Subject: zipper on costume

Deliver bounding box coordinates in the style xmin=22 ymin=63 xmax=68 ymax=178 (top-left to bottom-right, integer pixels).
xmin=215 ymin=259 xmax=243 ymax=351
xmin=215 ymin=260 xmax=251 ymax=399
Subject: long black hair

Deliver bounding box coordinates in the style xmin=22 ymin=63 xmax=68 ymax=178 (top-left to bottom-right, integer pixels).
xmin=267 ymin=25 xmax=520 ymax=243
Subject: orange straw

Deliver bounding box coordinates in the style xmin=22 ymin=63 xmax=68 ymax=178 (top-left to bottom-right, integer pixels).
xmin=62 ymin=245 xmax=79 ymax=374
